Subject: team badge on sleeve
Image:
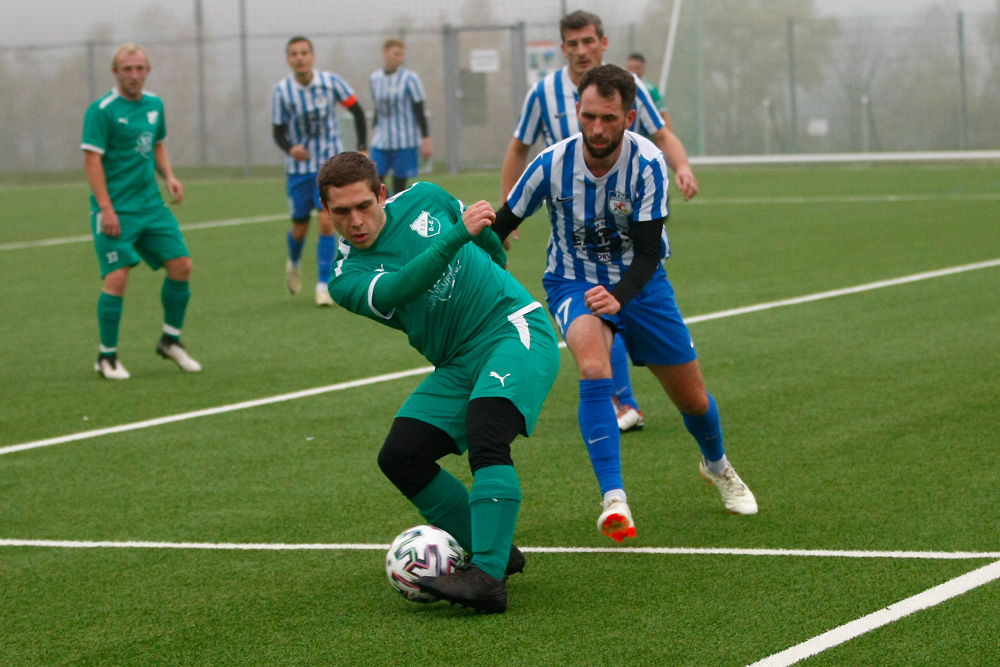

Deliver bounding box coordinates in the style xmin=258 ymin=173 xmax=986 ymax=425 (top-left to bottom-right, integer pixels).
xmin=409 ymin=211 xmax=441 ymax=237
xmin=608 ymin=191 xmax=633 ymax=217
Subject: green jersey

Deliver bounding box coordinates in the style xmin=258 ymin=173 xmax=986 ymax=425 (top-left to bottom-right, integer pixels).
xmin=328 ymin=182 xmax=537 ymax=367
xmin=81 ymin=89 xmax=168 ymax=213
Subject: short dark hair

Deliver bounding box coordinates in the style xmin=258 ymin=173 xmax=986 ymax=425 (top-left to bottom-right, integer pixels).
xmin=627 ymin=52 xmax=645 ymax=63
xmin=286 ymin=36 xmax=313 ymax=53
xmin=578 ymin=64 xmax=637 ymax=113
xmin=317 ymin=152 xmax=382 ymax=206
xmin=560 ymin=10 xmax=603 ymax=41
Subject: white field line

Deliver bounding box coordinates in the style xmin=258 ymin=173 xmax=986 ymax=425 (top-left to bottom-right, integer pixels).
xmin=2 ymin=257 xmax=998 ymax=458
xmin=1 ymin=539 xmax=998 ymax=560
xmin=747 ymin=559 xmax=1000 ymax=667
xmin=0 ymin=214 xmax=286 ymax=251
xmin=4 ymin=189 xmax=999 ymax=252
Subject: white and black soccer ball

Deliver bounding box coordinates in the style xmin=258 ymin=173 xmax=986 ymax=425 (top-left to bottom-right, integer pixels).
xmin=385 ymin=524 xmax=465 ymax=603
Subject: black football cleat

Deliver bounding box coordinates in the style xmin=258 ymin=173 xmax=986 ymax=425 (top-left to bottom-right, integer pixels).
xmin=505 ymin=544 xmax=525 ymax=579
xmin=416 ymin=563 xmax=508 ymax=614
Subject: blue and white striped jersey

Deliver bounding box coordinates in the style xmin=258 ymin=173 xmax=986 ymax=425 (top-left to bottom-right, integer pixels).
xmin=370 ymin=67 xmax=426 ymax=150
xmin=271 ymin=70 xmax=357 ymax=174
xmin=513 ymin=66 xmax=665 ymax=148
xmin=507 ymin=131 xmax=670 ymax=286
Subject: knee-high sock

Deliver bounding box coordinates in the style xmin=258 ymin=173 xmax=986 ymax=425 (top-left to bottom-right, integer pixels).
xmin=610 ymin=334 xmax=639 ymax=410
xmin=579 ymin=378 xmax=623 ymax=494
xmin=408 ymin=469 xmax=472 ymax=552
xmin=97 ymin=292 xmax=123 ymax=353
xmin=287 ymin=230 xmax=305 ymax=264
xmin=161 ymin=278 xmax=190 ymax=338
xmin=682 ymin=393 xmax=725 ymax=462
xmin=468 ymin=465 xmax=520 ymax=580
xmin=317 ymin=234 xmax=336 ymax=284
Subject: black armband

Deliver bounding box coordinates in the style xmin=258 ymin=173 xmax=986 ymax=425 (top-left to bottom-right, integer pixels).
xmin=610 ymin=218 xmax=664 ymax=308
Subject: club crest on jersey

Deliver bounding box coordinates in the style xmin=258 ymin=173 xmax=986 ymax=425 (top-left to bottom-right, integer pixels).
xmin=147 ymin=110 xmax=159 ymax=125
xmin=608 ymin=191 xmax=632 ymax=217
xmin=409 ymin=211 xmax=441 ymax=237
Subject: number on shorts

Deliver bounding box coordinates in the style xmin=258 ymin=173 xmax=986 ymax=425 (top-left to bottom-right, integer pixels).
xmin=555 ymin=297 xmax=573 ymax=334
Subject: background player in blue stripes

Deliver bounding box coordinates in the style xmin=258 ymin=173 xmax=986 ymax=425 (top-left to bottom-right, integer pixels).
xmin=501 ymin=10 xmax=699 ymax=434
xmin=82 ymin=43 xmax=202 ymax=380
xmin=272 ymin=36 xmax=367 ymax=306
xmin=369 ymin=39 xmax=432 ymax=195
xmin=494 ymin=64 xmax=757 ymax=543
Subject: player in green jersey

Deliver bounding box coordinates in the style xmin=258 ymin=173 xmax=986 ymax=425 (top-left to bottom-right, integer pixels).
xmin=321 ymin=152 xmax=560 ymax=614
xmin=81 ymin=43 xmax=200 ymax=379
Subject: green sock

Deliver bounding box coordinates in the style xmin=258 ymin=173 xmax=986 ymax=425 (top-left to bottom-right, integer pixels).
xmin=97 ymin=292 xmax=123 ymax=353
xmin=409 ymin=469 xmax=472 ymax=552
xmin=468 ymin=465 xmax=521 ymax=580
xmin=161 ymin=278 xmax=190 ymax=335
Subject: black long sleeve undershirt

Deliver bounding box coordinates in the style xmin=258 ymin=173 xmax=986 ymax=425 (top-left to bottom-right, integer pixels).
xmin=413 ymin=101 xmax=429 ymax=138
xmin=272 ymin=124 xmax=293 ymax=154
xmin=492 ymin=203 xmax=664 ymax=309
xmin=347 ymin=103 xmax=368 ymax=151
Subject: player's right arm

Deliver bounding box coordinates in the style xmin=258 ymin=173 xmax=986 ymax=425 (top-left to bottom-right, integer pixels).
xmin=369 ymin=207 xmax=490 ymax=312
xmin=84 ymin=151 xmax=121 ymax=239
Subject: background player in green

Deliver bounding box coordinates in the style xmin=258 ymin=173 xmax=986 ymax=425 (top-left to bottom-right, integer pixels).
xmin=321 ymin=153 xmax=560 ymax=614
xmin=81 ymin=43 xmax=201 ymax=380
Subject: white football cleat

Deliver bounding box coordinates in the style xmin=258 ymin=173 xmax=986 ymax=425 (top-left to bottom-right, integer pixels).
xmin=285 ymin=259 xmax=302 ymax=295
xmin=156 ymin=337 xmax=203 ymax=372
xmin=616 ymin=404 xmax=645 ymax=432
xmin=699 ymin=459 xmax=758 ymax=515
xmin=597 ymin=496 xmax=636 ymax=543
xmin=95 ymin=355 xmax=130 ymax=380
xmin=315 ymin=282 xmax=334 ymax=306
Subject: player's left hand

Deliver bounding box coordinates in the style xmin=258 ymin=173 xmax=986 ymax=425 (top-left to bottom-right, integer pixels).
xmin=584 ymin=285 xmax=621 ymax=315
xmin=166 ymin=177 xmax=184 ymax=204
xmin=463 ymin=200 xmax=496 ymax=237
xmin=420 ymin=137 xmax=433 ymax=161
xmin=674 ymin=166 xmax=698 ymax=201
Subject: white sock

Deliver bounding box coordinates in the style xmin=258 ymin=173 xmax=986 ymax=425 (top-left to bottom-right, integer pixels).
xmin=603 ymin=489 xmax=627 ymax=505
xmin=704 ymin=454 xmax=729 ymax=476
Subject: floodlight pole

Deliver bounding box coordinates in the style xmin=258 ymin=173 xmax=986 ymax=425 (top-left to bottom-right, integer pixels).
xmin=657 ymin=0 xmax=683 ymax=94
xmin=194 ymin=0 xmax=209 ymax=166
xmin=238 ymin=0 xmax=253 ymax=175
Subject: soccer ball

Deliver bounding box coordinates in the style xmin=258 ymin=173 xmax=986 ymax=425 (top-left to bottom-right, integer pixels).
xmin=386 ymin=525 xmax=465 ymax=603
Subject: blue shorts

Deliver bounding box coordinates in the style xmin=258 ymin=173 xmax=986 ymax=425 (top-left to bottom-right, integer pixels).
xmin=287 ymin=172 xmax=322 ymax=221
xmin=543 ymin=267 xmax=697 ymax=367
xmin=370 ymin=147 xmax=420 ymax=179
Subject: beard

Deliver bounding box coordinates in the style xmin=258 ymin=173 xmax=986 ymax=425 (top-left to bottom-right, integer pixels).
xmin=583 ymin=133 xmax=622 ymax=160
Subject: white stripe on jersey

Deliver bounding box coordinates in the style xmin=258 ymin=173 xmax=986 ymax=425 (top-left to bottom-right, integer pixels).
xmin=370 ymin=67 xmax=426 ymax=150
xmin=512 ymin=66 xmax=665 ymax=148
xmin=507 ymin=131 xmax=670 ymax=285
xmin=271 ymin=70 xmax=356 ymax=174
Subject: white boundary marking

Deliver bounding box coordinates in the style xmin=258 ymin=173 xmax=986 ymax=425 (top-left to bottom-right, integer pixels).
xmin=1 ymin=539 xmax=997 ymax=560
xmin=2 ymin=258 xmax=998 ymax=458
xmin=0 ymin=214 xmax=286 ymax=252
xmin=747 ymin=559 xmax=1000 ymax=667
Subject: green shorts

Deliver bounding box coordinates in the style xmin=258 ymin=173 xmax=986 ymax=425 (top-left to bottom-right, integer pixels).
xmin=91 ymin=206 xmax=189 ymax=278
xmin=397 ymin=304 xmax=560 ymax=452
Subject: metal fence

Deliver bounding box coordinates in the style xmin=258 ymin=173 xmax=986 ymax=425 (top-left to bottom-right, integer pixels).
xmin=1 ymin=0 xmax=997 ymax=174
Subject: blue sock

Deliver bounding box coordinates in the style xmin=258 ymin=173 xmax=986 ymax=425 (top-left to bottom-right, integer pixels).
xmin=579 ymin=378 xmax=623 ymax=494
xmin=317 ymin=234 xmax=336 ymax=284
xmin=682 ymin=393 xmax=725 ymax=462
xmin=610 ymin=334 xmax=639 ymax=410
xmin=287 ymin=231 xmax=305 ymax=264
